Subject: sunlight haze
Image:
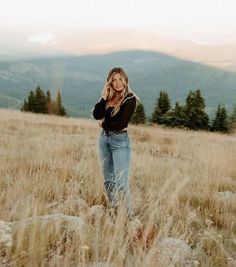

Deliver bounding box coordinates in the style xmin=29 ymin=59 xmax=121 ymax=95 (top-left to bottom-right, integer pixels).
xmin=1 ymin=0 xmax=236 ymax=58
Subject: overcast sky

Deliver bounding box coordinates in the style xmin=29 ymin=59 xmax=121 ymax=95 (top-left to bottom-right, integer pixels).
xmin=1 ymin=0 xmax=236 ymax=56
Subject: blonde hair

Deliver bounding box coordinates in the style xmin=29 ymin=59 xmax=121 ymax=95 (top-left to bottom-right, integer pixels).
xmin=102 ymin=67 xmax=140 ymax=116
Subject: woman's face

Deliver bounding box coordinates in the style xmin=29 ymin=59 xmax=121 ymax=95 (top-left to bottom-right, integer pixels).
xmin=111 ymin=72 xmax=125 ymax=92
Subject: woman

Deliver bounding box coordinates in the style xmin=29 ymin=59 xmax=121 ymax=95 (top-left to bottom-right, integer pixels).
xmin=93 ymin=67 xmax=139 ymax=218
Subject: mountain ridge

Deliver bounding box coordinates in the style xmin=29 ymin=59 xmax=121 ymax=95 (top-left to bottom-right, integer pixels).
xmin=0 ymin=50 xmax=236 ymax=118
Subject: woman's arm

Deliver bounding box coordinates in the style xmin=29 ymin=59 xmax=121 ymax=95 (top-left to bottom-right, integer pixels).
xmin=93 ymin=98 xmax=107 ymax=120
xmin=93 ymin=83 xmax=110 ymax=120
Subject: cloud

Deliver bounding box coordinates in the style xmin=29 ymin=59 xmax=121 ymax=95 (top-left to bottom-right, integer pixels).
xmin=28 ymin=33 xmax=57 ymax=45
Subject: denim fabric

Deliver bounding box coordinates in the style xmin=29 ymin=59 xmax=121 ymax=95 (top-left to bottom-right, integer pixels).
xmin=99 ymin=129 xmax=133 ymax=217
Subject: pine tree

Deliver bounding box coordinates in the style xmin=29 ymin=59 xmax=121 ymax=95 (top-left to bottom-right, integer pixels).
xmin=21 ymin=99 xmax=28 ymax=111
xmin=184 ymin=89 xmax=209 ymax=130
xmin=164 ymin=102 xmax=188 ymax=128
xmin=195 ymin=89 xmax=205 ymax=109
xmin=229 ymin=104 xmax=236 ymax=132
xmin=21 ymin=87 xmax=67 ymax=116
xmin=21 ymin=90 xmax=34 ymax=112
xmin=218 ymin=106 xmax=229 ymax=133
xmin=131 ymin=102 xmax=146 ymax=124
xmin=46 ymin=90 xmax=54 ymax=114
xmin=150 ymin=105 xmax=162 ymax=124
xmin=211 ymin=105 xmax=221 ymax=131
xmin=33 ymin=86 xmax=47 ymax=113
xmin=151 ymin=91 xmax=171 ymax=124
xmin=212 ymin=105 xmax=229 ymax=133
xmin=46 ymin=90 xmax=52 ymax=105
xmin=158 ymin=91 xmax=171 ymax=114
xmin=55 ymin=90 xmax=67 ymax=116
xmin=27 ymin=91 xmax=35 ymax=112
xmin=21 ymin=85 xmax=67 ymax=116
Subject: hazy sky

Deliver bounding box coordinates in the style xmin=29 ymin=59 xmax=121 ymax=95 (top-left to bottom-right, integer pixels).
xmin=1 ymin=0 xmax=236 ymax=56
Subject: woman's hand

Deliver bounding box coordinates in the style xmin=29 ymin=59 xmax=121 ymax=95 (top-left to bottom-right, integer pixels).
xmin=98 ymin=118 xmax=104 ymax=128
xmin=102 ymin=83 xmax=111 ymax=100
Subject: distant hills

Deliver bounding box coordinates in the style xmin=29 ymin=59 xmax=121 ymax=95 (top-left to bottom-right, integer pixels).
xmin=0 ymin=50 xmax=236 ymax=118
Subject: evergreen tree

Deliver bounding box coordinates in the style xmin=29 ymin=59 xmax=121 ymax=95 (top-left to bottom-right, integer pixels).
xmin=150 ymin=105 xmax=162 ymax=124
xmin=46 ymin=90 xmax=54 ymax=114
xmin=211 ymin=105 xmax=221 ymax=131
xmin=21 ymin=87 xmax=67 ymax=116
xmin=212 ymin=104 xmax=229 ymax=133
xmin=21 ymin=99 xmax=28 ymax=111
xmin=164 ymin=102 xmax=188 ymax=128
xmin=222 ymin=106 xmax=230 ymax=133
xmin=158 ymin=91 xmax=171 ymax=114
xmin=33 ymin=86 xmax=47 ymax=113
xmin=151 ymin=91 xmax=171 ymax=124
xmin=195 ymin=89 xmax=205 ymax=109
xmin=27 ymin=91 xmax=35 ymax=112
xmin=229 ymin=104 xmax=236 ymax=132
xmin=21 ymin=90 xmax=34 ymax=112
xmin=184 ymin=89 xmax=209 ymax=130
xmin=46 ymin=90 xmax=52 ymax=105
xmin=131 ymin=102 xmax=146 ymax=124
xmin=55 ymin=90 xmax=67 ymax=116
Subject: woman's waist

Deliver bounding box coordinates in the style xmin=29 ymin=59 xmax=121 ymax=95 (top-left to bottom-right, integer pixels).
xmin=102 ymin=128 xmax=127 ymax=136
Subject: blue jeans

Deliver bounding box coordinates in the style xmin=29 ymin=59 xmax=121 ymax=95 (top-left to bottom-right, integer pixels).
xmin=99 ymin=129 xmax=133 ymax=217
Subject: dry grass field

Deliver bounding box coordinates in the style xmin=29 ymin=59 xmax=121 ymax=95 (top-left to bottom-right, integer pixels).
xmin=0 ymin=108 xmax=236 ymax=267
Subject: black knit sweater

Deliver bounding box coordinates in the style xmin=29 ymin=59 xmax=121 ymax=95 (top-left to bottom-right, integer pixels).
xmin=93 ymin=93 xmax=136 ymax=131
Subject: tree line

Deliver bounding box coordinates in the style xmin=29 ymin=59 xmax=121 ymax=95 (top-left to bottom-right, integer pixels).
xmin=21 ymin=86 xmax=236 ymax=133
xmin=21 ymin=86 xmax=67 ymax=116
xmin=131 ymin=89 xmax=236 ymax=134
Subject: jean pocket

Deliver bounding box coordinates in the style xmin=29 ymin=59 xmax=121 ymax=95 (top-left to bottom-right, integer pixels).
xmin=111 ymin=136 xmax=130 ymax=149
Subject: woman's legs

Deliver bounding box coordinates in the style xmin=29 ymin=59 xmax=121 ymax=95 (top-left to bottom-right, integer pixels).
xmin=99 ymin=131 xmax=133 ymax=217
xmin=110 ymin=134 xmax=133 ymax=217
xmin=99 ymin=133 xmax=117 ymax=207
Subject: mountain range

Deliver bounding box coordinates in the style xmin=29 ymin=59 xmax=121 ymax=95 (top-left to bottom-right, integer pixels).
xmin=0 ymin=50 xmax=236 ymax=118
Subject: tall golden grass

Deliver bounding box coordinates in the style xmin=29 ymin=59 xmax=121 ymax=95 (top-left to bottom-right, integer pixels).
xmin=0 ymin=108 xmax=235 ymax=267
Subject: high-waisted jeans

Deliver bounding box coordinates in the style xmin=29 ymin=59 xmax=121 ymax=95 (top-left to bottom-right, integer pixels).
xmin=99 ymin=129 xmax=133 ymax=217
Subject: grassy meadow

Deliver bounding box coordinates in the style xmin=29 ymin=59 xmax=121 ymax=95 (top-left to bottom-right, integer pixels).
xmin=0 ymin=108 xmax=236 ymax=267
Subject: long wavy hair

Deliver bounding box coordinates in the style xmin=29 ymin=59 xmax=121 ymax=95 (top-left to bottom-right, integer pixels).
xmin=102 ymin=67 xmax=140 ymax=117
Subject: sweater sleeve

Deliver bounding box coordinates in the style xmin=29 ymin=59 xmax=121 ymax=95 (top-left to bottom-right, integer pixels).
xmin=93 ymin=98 xmax=107 ymax=120
xmin=102 ymin=97 xmax=136 ymax=131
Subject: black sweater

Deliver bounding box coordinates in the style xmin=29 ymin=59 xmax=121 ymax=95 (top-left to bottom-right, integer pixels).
xmin=93 ymin=93 xmax=136 ymax=131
